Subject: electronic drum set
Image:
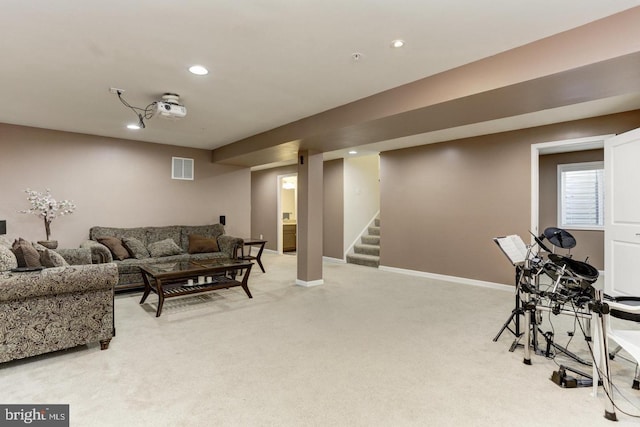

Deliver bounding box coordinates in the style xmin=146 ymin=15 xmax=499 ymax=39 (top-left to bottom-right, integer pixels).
xmin=521 ymin=227 xmax=598 ymax=367
xmin=494 ymin=227 xmax=640 ymax=421
xmin=535 ymin=227 xmax=599 ymax=301
xmin=494 ymin=227 xmax=603 ymax=368
xmin=493 ymin=227 xmax=599 ymax=349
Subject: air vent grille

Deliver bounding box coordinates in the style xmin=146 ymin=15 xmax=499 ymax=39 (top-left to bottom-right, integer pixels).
xmin=172 ymin=157 xmax=194 ymax=180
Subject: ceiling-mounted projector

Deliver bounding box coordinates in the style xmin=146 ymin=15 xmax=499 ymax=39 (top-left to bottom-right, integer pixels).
xmin=154 ymin=93 xmax=187 ymax=119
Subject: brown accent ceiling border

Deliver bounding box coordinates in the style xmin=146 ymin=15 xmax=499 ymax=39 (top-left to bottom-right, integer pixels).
xmin=211 ymin=8 xmax=640 ymax=168
xmin=212 ymin=52 xmax=640 ymax=167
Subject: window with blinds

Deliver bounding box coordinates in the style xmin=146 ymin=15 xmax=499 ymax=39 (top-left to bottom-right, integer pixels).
xmin=557 ymin=161 xmax=604 ymax=230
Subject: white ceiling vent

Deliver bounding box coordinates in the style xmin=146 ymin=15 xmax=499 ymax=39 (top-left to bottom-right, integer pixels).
xmin=172 ymin=157 xmax=194 ymax=180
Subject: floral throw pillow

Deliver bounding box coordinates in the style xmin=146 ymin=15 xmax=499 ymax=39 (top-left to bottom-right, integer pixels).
xmin=32 ymin=242 xmax=48 ymax=252
xmin=0 ymin=245 xmax=18 ymax=271
xmin=31 ymin=242 xmax=69 ymax=268
xmin=147 ymin=238 xmax=183 ymax=258
xmin=41 ymin=249 xmax=69 ymax=268
xmin=122 ymin=236 xmax=150 ymax=259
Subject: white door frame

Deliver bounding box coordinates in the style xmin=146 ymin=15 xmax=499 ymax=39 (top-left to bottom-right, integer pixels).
xmin=276 ymin=173 xmax=297 ymax=254
xmin=530 ymin=134 xmax=612 ymax=245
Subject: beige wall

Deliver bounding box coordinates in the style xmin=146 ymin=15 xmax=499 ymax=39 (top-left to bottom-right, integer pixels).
xmin=539 ymin=149 xmax=604 ymax=270
xmin=251 ymin=165 xmax=298 ymax=251
xmin=282 ymin=188 xmax=296 ymax=219
xmin=380 ymin=110 xmax=640 ymax=285
xmin=0 ymin=124 xmax=250 ymax=247
xmin=251 ymin=161 xmax=344 ymax=258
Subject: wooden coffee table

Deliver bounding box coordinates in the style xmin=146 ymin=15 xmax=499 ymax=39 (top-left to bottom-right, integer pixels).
xmin=139 ymin=258 xmax=253 ymax=317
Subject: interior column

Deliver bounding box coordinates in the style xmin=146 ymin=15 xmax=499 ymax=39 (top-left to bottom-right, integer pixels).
xmin=296 ymin=150 xmax=324 ymax=286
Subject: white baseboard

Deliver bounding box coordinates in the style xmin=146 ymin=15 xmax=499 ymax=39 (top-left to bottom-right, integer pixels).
xmin=296 ymin=279 xmax=324 ymax=287
xmin=265 ymin=251 xmax=345 ymax=263
xmin=378 ymin=265 xmax=513 ymax=292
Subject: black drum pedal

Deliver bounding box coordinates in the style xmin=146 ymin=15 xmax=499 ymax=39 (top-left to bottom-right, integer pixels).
xmin=551 ymin=366 xmax=594 ymax=388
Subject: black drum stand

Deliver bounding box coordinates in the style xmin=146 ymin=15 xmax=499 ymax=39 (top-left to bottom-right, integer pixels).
xmin=493 ymin=265 xmax=525 ymax=347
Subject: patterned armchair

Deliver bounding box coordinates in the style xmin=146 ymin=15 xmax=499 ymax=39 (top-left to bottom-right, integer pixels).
xmin=0 ymin=263 xmax=118 ymax=363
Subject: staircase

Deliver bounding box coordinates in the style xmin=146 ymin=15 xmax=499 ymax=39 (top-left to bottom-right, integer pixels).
xmin=346 ymin=218 xmax=380 ymax=268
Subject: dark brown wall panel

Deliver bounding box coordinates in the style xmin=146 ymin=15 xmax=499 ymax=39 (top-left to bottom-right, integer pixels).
xmin=323 ymin=159 xmax=344 ymax=259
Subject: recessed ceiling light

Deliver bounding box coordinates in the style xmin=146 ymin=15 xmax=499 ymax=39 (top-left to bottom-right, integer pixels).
xmin=348 ymin=150 xmax=358 ymax=155
xmin=391 ymin=39 xmax=405 ymax=48
xmin=189 ymin=65 xmax=209 ymax=75
xmin=127 ymin=124 xmax=141 ymax=130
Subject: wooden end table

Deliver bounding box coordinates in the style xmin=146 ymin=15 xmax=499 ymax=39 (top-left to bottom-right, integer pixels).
xmin=139 ymin=258 xmax=253 ymax=317
xmin=238 ymin=238 xmax=267 ymax=273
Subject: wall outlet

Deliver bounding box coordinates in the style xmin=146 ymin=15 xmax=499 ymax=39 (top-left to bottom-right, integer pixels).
xmin=260 ymin=234 xmax=263 ymax=239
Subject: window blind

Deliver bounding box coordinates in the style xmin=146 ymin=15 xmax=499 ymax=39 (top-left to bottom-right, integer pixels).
xmin=559 ymin=163 xmax=604 ymax=228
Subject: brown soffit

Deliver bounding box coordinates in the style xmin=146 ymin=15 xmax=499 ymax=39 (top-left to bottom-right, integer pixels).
xmin=212 ymin=51 xmax=640 ymax=168
xmin=210 ymin=7 xmax=640 ymax=168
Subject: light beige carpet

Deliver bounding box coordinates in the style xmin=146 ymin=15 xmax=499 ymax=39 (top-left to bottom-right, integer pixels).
xmin=2 ymin=253 xmax=639 ymax=426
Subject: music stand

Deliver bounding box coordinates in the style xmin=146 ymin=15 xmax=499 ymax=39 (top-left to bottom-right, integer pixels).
xmin=493 ymin=235 xmax=531 ymax=347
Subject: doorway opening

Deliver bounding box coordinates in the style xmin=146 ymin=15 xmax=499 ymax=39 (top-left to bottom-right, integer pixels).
xmin=277 ymin=174 xmax=297 ymax=254
xmin=530 ymin=134 xmax=611 ymax=239
xmin=530 ymin=134 xmax=611 ymax=278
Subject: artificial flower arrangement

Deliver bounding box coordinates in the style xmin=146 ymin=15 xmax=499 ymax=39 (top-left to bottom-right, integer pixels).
xmin=19 ymin=188 xmax=76 ymax=241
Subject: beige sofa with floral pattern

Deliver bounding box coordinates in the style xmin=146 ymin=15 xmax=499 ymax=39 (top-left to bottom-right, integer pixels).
xmin=0 ymin=259 xmax=117 ymax=363
xmin=81 ymin=224 xmax=243 ymax=291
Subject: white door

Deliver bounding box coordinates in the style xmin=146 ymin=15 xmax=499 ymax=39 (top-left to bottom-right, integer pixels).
xmin=605 ymin=127 xmax=640 ymax=296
